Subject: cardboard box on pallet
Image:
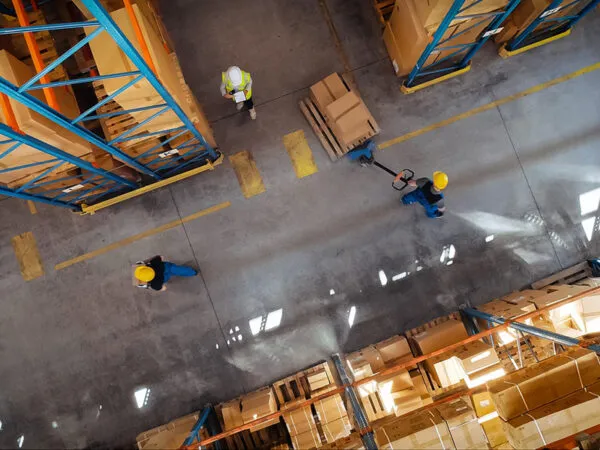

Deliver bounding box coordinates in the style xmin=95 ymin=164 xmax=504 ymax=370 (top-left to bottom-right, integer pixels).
xmin=309 ymin=73 xmax=348 ymax=115
xmin=487 ymin=347 xmax=600 ymax=420
xmin=290 ymin=427 xmax=321 ymax=449
xmin=322 ymin=416 xmax=352 ymax=443
xmin=374 ymin=409 xmax=455 ymax=449
xmin=437 ymin=398 xmax=488 ymax=449
xmin=314 ymin=393 xmax=348 ymax=424
xmin=503 ymin=381 xmax=600 ymax=449
xmin=221 ymin=399 xmax=243 ymax=431
xmin=324 ymin=92 xmax=375 ymax=148
xmin=319 ymin=432 xmax=364 ymax=449
xmin=411 ymin=319 xmax=469 ymax=356
xmin=374 ymin=335 xmax=413 ymax=364
xmin=282 ymin=401 xmax=316 ymax=436
xmin=307 ymin=368 xmax=333 ymax=392
xmin=471 ymin=391 xmax=509 ymax=447
xmin=241 ymin=388 xmax=277 ymax=427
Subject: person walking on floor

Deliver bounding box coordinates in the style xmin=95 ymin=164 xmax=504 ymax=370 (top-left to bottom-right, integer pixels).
xmin=221 ymin=66 xmax=256 ymax=120
xmin=396 ymin=171 xmax=448 ymax=218
xmin=134 ymin=255 xmax=197 ymax=291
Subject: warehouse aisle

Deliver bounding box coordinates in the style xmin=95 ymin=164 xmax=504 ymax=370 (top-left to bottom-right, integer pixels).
xmin=0 ymin=0 xmax=599 ymax=447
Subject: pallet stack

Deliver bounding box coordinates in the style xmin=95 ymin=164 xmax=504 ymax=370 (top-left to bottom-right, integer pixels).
xmin=300 ymin=73 xmax=379 ymax=161
xmin=382 ymin=0 xmax=509 ymax=77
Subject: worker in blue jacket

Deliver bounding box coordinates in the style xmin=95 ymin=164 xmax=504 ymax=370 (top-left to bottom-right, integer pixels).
xmin=396 ymin=171 xmax=448 ymax=218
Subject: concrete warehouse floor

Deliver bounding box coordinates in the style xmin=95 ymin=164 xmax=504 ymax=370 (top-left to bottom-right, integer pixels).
xmin=0 ymin=0 xmax=599 ymax=447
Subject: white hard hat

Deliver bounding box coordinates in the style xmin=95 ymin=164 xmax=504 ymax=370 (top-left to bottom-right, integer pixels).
xmin=227 ymin=66 xmax=243 ymax=86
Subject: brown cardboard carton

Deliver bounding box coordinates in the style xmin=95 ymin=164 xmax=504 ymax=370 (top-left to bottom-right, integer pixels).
xmin=346 ymin=355 xmax=373 ymax=381
xmin=325 ymin=92 xmax=364 ymax=124
xmin=319 ymin=432 xmax=364 ymax=449
xmin=437 ymin=398 xmax=476 ymax=427
xmin=309 ymin=73 xmax=348 ymax=113
xmin=308 ymin=369 xmax=332 ymax=391
xmin=487 ymin=347 xmax=600 ymax=420
xmin=391 ymin=389 xmax=423 ymax=416
xmin=377 ymin=370 xmax=414 ymax=396
xmin=482 ymin=416 xmax=508 ymax=447
xmin=283 ymin=405 xmax=316 ymax=436
xmin=374 ymin=410 xmax=455 ymax=449
xmin=314 ymin=394 xmax=348 ymax=424
xmin=221 ymin=400 xmax=243 ymax=431
xmin=437 ymin=399 xmax=487 ymax=449
xmin=388 ymin=0 xmax=429 ymax=74
xmin=383 ymin=22 xmax=414 ymax=76
xmin=290 ymin=427 xmax=321 ymax=449
xmin=412 ymin=319 xmax=469 ymax=355
xmin=504 ymin=382 xmax=600 ymax=449
xmin=137 ymin=412 xmax=202 ymax=449
xmin=471 ymin=391 xmax=496 ymax=417
xmin=241 ymin=388 xmax=277 ymax=423
xmin=493 ymin=18 xmax=520 ymax=44
xmin=375 ymin=335 xmax=412 ymax=363
xmin=322 ymin=73 xmax=348 ymax=100
xmin=336 ymin=122 xmax=373 ymax=148
xmin=322 ymin=416 xmax=352 ymax=443
xmin=249 ymin=417 xmax=279 ymax=433
xmin=511 ymin=0 xmax=550 ymax=28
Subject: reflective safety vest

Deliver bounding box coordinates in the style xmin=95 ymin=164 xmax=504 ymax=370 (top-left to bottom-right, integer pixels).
xmin=222 ymin=70 xmax=252 ymax=99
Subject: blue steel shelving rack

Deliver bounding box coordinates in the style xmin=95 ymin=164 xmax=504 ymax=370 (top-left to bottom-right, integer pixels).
xmin=502 ymin=0 xmax=600 ymax=55
xmin=0 ymin=0 xmax=219 ymax=212
xmin=402 ymin=0 xmax=523 ymax=93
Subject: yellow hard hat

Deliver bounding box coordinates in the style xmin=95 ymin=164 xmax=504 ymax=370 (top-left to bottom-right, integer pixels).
xmin=433 ymin=171 xmax=448 ymax=190
xmin=135 ymin=266 xmax=155 ymax=283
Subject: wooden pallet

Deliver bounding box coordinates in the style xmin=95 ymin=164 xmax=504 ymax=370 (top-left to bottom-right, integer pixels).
xmin=214 ymin=403 xmax=288 ymax=450
xmin=532 ymin=261 xmax=593 ymax=289
xmin=273 ymin=362 xmax=336 ymax=405
xmin=371 ymin=0 xmax=395 ymax=25
xmin=299 ymin=97 xmax=378 ymax=161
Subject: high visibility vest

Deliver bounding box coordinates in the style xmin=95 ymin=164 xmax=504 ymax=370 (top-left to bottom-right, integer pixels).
xmin=222 ymin=70 xmax=252 ymax=99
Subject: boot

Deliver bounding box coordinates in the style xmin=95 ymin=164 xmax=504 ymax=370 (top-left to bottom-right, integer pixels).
xmin=236 ymin=102 xmax=244 ymax=111
xmin=249 ymin=108 xmax=257 ymax=120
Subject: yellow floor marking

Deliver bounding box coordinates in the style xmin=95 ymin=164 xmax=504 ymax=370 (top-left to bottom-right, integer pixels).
xmin=27 ymin=200 xmax=37 ymax=215
xmin=379 ymin=61 xmax=600 ymax=151
xmin=229 ymin=150 xmax=266 ymax=198
xmin=55 ymin=201 xmax=231 ymax=271
xmin=12 ymin=232 xmax=44 ymax=281
xmin=283 ymin=130 xmax=318 ymax=179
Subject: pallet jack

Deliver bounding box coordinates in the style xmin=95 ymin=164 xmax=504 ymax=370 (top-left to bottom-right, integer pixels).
xmin=346 ymin=140 xmax=414 ymax=191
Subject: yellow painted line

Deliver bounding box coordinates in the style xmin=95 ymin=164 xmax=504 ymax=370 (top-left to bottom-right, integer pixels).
xmin=81 ymin=153 xmax=224 ymax=215
xmin=55 ymin=201 xmax=231 ymax=271
xmin=12 ymin=232 xmax=44 ymax=281
xmin=229 ymin=150 xmax=266 ymax=198
xmin=283 ymin=130 xmax=318 ymax=179
xmin=401 ymin=64 xmax=471 ymax=95
xmin=499 ymin=29 xmax=571 ymax=59
xmin=27 ymin=200 xmax=37 ymax=215
xmin=379 ymin=61 xmax=600 ymax=151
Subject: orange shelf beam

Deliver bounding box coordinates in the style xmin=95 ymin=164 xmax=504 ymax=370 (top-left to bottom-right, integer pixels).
xmin=11 ymin=0 xmax=60 ymax=112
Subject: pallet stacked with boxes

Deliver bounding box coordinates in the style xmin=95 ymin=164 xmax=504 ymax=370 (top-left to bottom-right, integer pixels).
xmin=300 ymin=73 xmax=379 ymax=161
xmin=382 ymin=0 xmax=509 ymax=77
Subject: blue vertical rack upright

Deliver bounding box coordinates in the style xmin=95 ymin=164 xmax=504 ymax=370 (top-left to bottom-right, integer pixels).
xmin=503 ymin=0 xmax=600 ymax=54
xmin=0 ymin=0 xmax=219 ymax=212
xmin=402 ymin=0 xmax=523 ymax=93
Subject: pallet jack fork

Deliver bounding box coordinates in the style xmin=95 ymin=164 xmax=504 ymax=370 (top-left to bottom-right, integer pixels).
xmin=346 ymin=140 xmax=414 ymax=191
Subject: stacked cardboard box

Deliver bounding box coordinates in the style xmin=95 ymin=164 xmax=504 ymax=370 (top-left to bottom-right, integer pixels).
xmin=282 ymin=400 xmax=321 ymax=449
xmin=374 ymin=409 xmax=455 ymax=449
xmin=383 ymin=0 xmax=509 ymax=77
xmin=494 ymin=0 xmax=583 ymax=44
xmin=136 ymin=411 xmax=203 ymax=449
xmin=487 ymin=347 xmax=600 ymax=448
xmin=0 ymin=50 xmax=92 ymax=186
xmin=314 ymin=394 xmax=352 ymax=445
xmin=221 ymin=399 xmax=244 ymax=431
xmin=308 ymin=73 xmax=379 ymax=151
xmin=307 ymin=368 xmax=336 ymax=396
xmin=86 ymin=4 xmax=196 ymax=133
xmin=429 ymin=341 xmax=505 ymax=388
xmin=437 ymin=398 xmax=488 ymax=449
xmin=318 ymin=432 xmax=364 ymax=449
xmin=241 ymin=388 xmax=278 ymax=432
xmin=471 ymin=391 xmax=509 ymax=448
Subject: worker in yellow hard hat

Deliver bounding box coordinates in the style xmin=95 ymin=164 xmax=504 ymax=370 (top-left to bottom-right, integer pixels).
xmin=221 ymin=66 xmax=256 ymax=120
xmin=134 ymin=256 xmax=197 ymax=291
xmin=395 ymin=171 xmax=448 ymax=218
